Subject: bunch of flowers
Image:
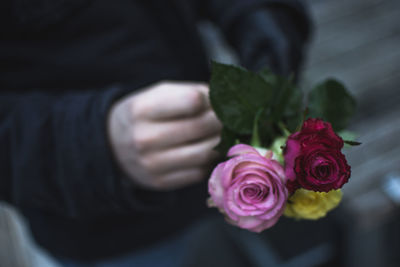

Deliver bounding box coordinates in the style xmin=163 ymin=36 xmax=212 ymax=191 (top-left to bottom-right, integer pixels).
xmin=207 ymin=62 xmax=360 ymax=232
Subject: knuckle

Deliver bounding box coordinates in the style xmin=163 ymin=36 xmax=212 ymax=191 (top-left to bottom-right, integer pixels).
xmin=158 ymin=80 xmax=171 ymax=87
xmin=184 ymin=126 xmax=202 ymax=142
xmin=131 ymin=131 xmax=153 ymax=152
xmin=193 ymin=150 xmax=210 ymax=165
xmin=137 ymin=155 xmax=155 ymax=171
xmin=194 ymin=84 xmax=210 ymax=98
xmin=155 ymin=83 xmax=166 ymax=92
xmin=130 ymin=97 xmax=148 ymax=120
xmin=155 ymin=81 xmax=173 ymax=92
xmin=207 ymin=111 xmax=222 ymax=128
xmin=129 ymin=101 xmax=141 ymax=120
xmin=196 ymin=83 xmax=209 ymax=91
xmin=188 ymin=116 xmax=213 ymax=137
xmin=186 ymin=90 xmax=205 ymax=113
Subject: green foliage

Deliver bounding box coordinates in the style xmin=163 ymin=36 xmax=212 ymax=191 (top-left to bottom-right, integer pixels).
xmin=343 ymin=140 xmax=362 ymax=146
xmin=213 ymin=127 xmax=237 ymax=155
xmin=259 ymin=69 xmax=303 ymax=132
xmin=209 ymin=62 xmax=357 ymax=155
xmin=338 ymin=130 xmax=361 ymax=148
xmin=338 ymin=130 xmax=358 ymax=142
xmin=307 ymin=79 xmax=356 ymax=131
xmin=210 ymin=62 xmax=274 ymax=134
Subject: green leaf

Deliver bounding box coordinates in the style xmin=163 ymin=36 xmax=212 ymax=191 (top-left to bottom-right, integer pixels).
xmin=257 ymin=108 xmax=276 ymax=146
xmin=338 ymin=130 xmax=358 ymax=141
xmin=258 ymin=68 xmax=276 ymax=85
xmin=210 ymin=61 xmax=274 ymax=134
xmin=343 ymin=140 xmax=362 ymax=146
xmin=259 ymin=68 xmax=303 ymax=132
xmin=283 ymin=88 xmax=304 ymax=132
xmin=307 ymin=79 xmax=356 ymax=131
xmin=250 ymin=108 xmax=264 ymax=147
xmin=213 ymin=127 xmax=237 ymax=155
xmin=338 ymin=130 xmax=360 ymax=148
xmin=259 ymin=70 xmax=296 ymax=120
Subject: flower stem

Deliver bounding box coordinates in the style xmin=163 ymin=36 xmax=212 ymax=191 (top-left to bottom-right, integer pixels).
xmin=278 ymin=122 xmax=291 ymax=137
xmin=250 ymin=109 xmax=263 ymax=147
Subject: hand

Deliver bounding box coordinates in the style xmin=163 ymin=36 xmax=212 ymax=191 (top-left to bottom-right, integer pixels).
xmin=107 ymin=81 xmax=222 ymax=191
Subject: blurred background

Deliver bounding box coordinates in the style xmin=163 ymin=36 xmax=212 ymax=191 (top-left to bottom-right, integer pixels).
xmin=1 ymin=0 xmax=399 ymax=266
xmin=304 ymin=0 xmax=400 ymax=265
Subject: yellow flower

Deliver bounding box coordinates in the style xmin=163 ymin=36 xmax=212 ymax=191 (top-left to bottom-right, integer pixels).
xmin=284 ymin=188 xmax=342 ymax=220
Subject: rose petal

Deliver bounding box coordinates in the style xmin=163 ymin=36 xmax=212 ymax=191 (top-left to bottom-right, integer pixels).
xmin=296 ymin=149 xmax=351 ymax=192
xmin=284 ymin=135 xmax=301 ymax=182
xmin=265 ymin=160 xmax=287 ymax=183
xmin=226 ymin=176 xmax=271 ymax=218
xmin=227 ymin=144 xmax=260 ymax=157
xmin=226 ymin=185 xmax=263 ymax=218
xmin=236 ymin=215 xmax=264 ymax=230
xmin=257 ymin=196 xmax=286 ymax=220
xmin=209 ymin=144 xmax=288 ymax=231
xmin=208 ymin=162 xmax=226 ymax=208
xmin=251 ymin=208 xmax=284 ymax=232
xmin=234 ymin=170 xmax=274 ymax=186
xmin=222 ymin=154 xmax=273 ymax=188
xmin=302 ymin=118 xmax=343 ymax=149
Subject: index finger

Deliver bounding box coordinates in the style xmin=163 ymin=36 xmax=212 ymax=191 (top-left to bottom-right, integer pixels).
xmin=134 ymin=82 xmax=210 ymax=121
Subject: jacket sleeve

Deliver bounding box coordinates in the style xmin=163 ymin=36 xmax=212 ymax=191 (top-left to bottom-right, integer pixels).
xmin=197 ymin=0 xmax=312 ymax=75
xmin=0 ymin=86 xmax=175 ymax=219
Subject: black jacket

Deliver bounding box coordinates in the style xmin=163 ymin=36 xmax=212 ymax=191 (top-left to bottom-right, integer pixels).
xmin=0 ymin=0 xmax=311 ymax=261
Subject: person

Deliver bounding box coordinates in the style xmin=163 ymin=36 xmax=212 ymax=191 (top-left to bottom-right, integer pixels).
xmin=0 ymin=0 xmax=311 ymax=265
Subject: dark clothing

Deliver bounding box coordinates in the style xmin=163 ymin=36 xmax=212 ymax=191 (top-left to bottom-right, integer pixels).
xmin=0 ymin=0 xmax=311 ymax=261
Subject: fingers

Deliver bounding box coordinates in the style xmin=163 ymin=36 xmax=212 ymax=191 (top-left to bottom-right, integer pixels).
xmin=109 ymin=81 xmax=220 ymax=191
xmin=152 ymin=168 xmax=207 ymax=191
xmin=133 ymin=110 xmax=222 ymax=152
xmin=132 ymin=82 xmax=210 ymax=121
xmin=139 ymin=135 xmax=220 ymax=174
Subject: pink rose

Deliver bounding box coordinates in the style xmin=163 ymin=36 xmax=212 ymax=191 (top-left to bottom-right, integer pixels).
xmin=208 ymin=144 xmax=288 ymax=232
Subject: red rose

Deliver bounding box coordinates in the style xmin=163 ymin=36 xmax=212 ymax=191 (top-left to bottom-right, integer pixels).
xmin=284 ymin=118 xmax=351 ymax=192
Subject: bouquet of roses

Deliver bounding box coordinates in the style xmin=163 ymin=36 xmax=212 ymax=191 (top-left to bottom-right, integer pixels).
xmin=207 ymin=62 xmax=360 ymax=232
